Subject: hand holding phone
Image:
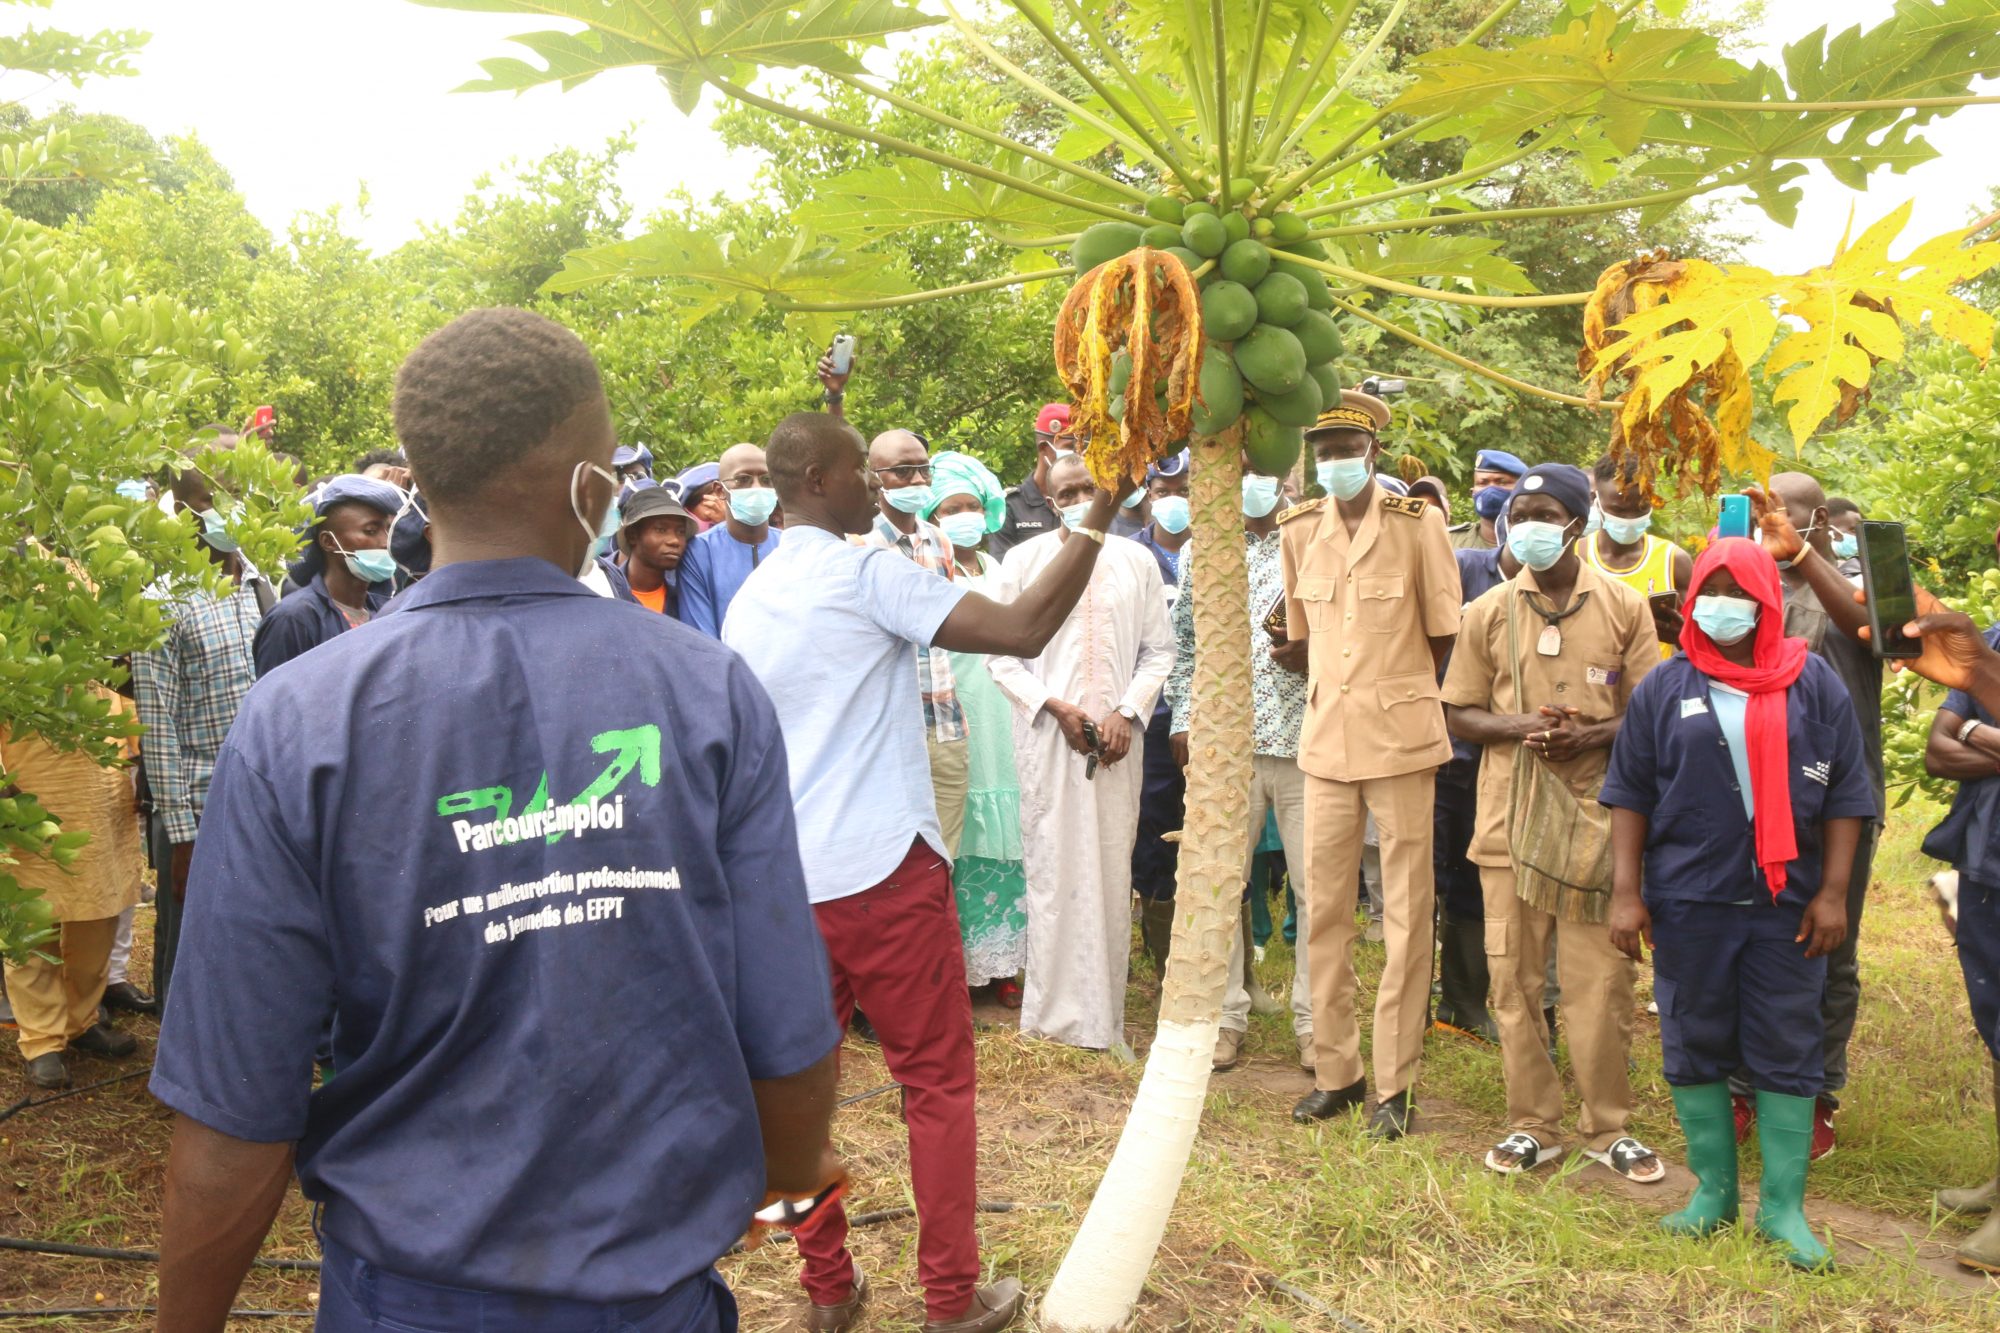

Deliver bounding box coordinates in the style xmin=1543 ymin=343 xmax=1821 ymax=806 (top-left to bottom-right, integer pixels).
xmin=1717 ymin=494 xmax=1752 ymax=540
xmin=1859 ymin=520 xmax=1923 ymax=659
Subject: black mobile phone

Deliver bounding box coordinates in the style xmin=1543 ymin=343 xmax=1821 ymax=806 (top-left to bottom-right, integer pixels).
xmin=1648 ymin=590 xmax=1681 ymax=611
xmin=1858 ymin=520 xmax=1922 ymax=660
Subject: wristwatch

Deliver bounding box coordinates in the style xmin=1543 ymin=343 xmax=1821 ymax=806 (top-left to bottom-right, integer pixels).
xmin=1116 ymin=704 xmax=1139 ymax=723
xmin=1960 ymin=717 xmax=1984 ymax=745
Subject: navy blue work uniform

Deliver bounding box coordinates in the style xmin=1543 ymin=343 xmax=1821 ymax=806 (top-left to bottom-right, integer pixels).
xmin=152 ymin=557 xmax=840 ymax=1326
xmin=1924 ymin=625 xmax=2000 ymax=1059
xmin=1599 ymin=654 xmax=1877 ymax=1096
xmin=1131 ymin=526 xmax=1185 ymax=903
xmin=251 ymin=573 xmax=390 ymax=678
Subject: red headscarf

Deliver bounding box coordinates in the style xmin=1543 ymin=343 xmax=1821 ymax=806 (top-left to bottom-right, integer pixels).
xmin=1679 ymin=538 xmax=1811 ymax=899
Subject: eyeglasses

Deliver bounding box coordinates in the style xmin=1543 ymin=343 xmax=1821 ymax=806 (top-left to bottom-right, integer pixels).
xmin=722 ymin=473 xmax=773 ymax=490
xmin=871 ymin=464 xmax=932 ymax=483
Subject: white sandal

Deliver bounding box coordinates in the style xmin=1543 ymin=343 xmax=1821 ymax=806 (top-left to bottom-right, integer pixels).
xmin=1485 ymin=1131 xmax=1562 ymax=1174
xmin=1584 ymin=1135 xmax=1667 ymax=1184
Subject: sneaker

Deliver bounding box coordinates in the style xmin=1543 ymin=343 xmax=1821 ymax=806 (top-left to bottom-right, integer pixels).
xmin=1810 ymin=1098 xmax=1836 ymax=1161
xmin=1732 ymin=1092 xmax=1756 ymax=1145
xmin=807 ymin=1263 xmax=868 ymax=1332
xmin=923 ymin=1277 xmax=1025 ymax=1333
xmin=1212 ymin=1027 xmax=1245 ymax=1072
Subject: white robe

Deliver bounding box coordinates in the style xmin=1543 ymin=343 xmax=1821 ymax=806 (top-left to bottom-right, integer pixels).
xmin=987 ymin=531 xmax=1175 ymax=1049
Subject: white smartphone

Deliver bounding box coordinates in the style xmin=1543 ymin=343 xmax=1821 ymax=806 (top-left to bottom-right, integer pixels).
xmin=829 ymin=333 xmax=855 ymax=375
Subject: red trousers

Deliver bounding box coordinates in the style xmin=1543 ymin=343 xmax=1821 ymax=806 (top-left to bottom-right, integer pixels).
xmin=795 ymin=838 xmax=979 ymax=1323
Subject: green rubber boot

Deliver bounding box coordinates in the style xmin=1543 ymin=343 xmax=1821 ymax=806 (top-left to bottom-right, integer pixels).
xmin=1959 ymin=1058 xmax=2000 ymax=1274
xmin=1940 ymin=1057 xmax=2000 ymax=1217
xmin=1754 ymin=1090 xmax=1833 ymax=1271
xmin=1662 ymin=1082 xmax=1740 ymax=1237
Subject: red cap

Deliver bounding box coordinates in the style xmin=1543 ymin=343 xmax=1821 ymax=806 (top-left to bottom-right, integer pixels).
xmin=1035 ymin=403 xmax=1072 ymax=435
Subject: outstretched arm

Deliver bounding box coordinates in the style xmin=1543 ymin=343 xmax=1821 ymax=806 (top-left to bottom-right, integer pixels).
xmin=934 ymin=481 xmax=1137 ymax=657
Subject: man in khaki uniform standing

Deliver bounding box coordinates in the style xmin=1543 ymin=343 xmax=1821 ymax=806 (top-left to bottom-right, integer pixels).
xmin=1281 ymin=392 xmax=1461 ymax=1137
xmin=1440 ymin=463 xmax=1668 ymax=1182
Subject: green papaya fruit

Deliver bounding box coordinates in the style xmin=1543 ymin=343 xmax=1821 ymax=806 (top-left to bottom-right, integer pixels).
xmin=1253 ymin=271 xmax=1309 ymax=328
xmin=1164 ymin=246 xmax=1203 ymax=274
xmin=1234 ymin=323 xmax=1307 ymax=396
xmin=1191 ymin=351 xmax=1245 ymax=435
xmin=1280 ymin=237 xmax=1329 ymax=260
xmin=1259 ymin=374 xmax=1324 ymax=427
xmin=1227 ymin=176 xmax=1257 ymax=204
xmin=1244 ymin=406 xmax=1304 ymax=476
xmin=1222 ymin=211 xmax=1250 ymax=245
xmin=1306 ymin=361 xmax=1342 ymax=407
xmin=1199 ymin=281 xmax=1259 ymax=342
xmin=1252 ymin=217 xmax=1275 ymax=239
xmin=1274 ymin=259 xmax=1333 ymax=312
xmin=1182 ymin=200 xmax=1218 ymax=217
xmin=1141 ymin=223 xmax=1183 ymax=250
xmin=1182 ymin=212 xmax=1228 ymax=258
xmin=1071 ymin=221 xmax=1144 ymax=274
xmin=1293 ymin=309 xmax=1341 ymax=364
xmin=1219 ymin=238 xmax=1272 ymax=287
xmin=1271 ymin=212 xmax=1308 ymax=244
xmin=1109 ymin=349 xmax=1134 ymax=396
xmin=1144 ymin=194 xmax=1185 ymax=225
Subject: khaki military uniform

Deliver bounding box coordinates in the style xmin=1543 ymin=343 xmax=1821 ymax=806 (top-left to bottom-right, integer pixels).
xmin=1280 ymin=483 xmax=1461 ymax=1098
xmin=1439 ymin=562 xmax=1660 ymax=1152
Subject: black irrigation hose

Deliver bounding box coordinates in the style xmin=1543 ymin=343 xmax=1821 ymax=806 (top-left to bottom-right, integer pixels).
xmin=836 ymin=1080 xmax=900 ymax=1108
xmin=0 ymin=1236 xmax=320 ymax=1271
xmin=0 ymin=1308 xmax=309 ymax=1321
xmin=1255 ymin=1272 xmax=1376 ymax=1333
xmin=0 ymin=1069 xmax=150 ymax=1125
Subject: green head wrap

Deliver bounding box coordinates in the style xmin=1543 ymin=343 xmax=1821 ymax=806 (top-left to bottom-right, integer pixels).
xmin=924 ymin=450 xmax=1007 ymax=532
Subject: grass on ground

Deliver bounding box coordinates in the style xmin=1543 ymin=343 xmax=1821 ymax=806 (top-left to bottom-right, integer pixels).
xmin=2 ymin=807 xmax=1997 ymax=1330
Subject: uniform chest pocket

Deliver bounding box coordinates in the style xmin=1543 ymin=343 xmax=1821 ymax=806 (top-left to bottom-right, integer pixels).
xmin=1788 ymin=717 xmax=1835 ymax=825
xmin=1357 ymin=574 xmax=1405 ymax=633
xmin=1295 ymin=576 xmax=1337 ymax=632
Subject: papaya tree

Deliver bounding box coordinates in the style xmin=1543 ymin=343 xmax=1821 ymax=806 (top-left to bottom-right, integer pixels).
xmin=417 ymin=0 xmax=2000 ymax=1324
xmin=0 ymin=1 xmax=307 ymax=961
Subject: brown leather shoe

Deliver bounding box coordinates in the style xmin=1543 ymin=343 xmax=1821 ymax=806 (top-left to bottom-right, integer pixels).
xmin=923 ymin=1277 xmax=1024 ymax=1333
xmin=806 ymin=1265 xmax=867 ymax=1332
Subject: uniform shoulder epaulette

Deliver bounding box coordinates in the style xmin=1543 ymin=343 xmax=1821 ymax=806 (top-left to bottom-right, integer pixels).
xmin=1382 ymin=494 xmax=1430 ymax=518
xmin=1277 ymin=498 xmax=1326 ymax=524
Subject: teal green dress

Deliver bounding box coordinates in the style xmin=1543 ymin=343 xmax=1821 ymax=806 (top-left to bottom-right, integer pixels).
xmin=950 ymin=554 xmax=1029 ymax=984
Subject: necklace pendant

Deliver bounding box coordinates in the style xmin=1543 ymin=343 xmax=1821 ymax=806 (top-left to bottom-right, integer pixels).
xmin=1537 ymin=623 xmax=1562 ymax=657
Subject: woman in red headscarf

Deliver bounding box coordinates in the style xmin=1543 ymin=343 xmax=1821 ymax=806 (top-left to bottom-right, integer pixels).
xmin=1599 ymin=537 xmax=1878 ymax=1271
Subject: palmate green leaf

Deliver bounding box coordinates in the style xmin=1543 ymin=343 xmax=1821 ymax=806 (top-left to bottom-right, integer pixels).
xmin=409 ymin=0 xmax=934 ymax=113
xmin=1362 ymin=234 xmax=1535 ymax=295
xmin=541 ymin=221 xmax=913 ymax=342
xmin=0 ymin=23 xmax=146 ymax=84
xmin=796 ymin=160 xmax=1109 ymax=244
xmin=1389 ymin=5 xmax=1745 ymax=157
xmin=1110 ymin=0 xmax=1328 ymax=93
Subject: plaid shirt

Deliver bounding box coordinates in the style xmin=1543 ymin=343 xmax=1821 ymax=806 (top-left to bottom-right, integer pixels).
xmin=1166 ymin=532 xmax=1306 ymax=757
xmin=131 ymin=580 xmax=262 ymax=843
xmin=863 ymin=513 xmax=967 ymax=743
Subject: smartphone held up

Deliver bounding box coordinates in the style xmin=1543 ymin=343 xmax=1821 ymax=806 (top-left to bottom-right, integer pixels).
xmin=1858 ymin=520 xmax=1923 ymax=660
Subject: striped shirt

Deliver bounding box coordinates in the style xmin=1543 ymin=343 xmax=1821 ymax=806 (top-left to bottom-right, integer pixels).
xmin=863 ymin=514 xmax=967 ymax=744
xmin=131 ymin=581 xmax=262 ymax=843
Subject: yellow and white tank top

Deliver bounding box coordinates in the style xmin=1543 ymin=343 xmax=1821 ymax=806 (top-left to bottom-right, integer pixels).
xmin=1578 ymin=532 xmax=1681 ymax=658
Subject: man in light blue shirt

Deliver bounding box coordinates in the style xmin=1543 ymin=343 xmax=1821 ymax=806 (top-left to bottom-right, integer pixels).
xmin=678 ymin=442 xmax=780 ymax=636
xmin=723 ymin=411 xmax=1132 ymax=1333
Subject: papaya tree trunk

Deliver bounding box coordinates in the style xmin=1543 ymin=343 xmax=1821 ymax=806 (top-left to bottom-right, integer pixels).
xmin=1042 ymin=428 xmax=1254 ymax=1331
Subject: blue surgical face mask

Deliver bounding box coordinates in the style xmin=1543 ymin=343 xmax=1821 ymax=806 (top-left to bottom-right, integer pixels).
xmin=1506 ymin=519 xmax=1572 ymax=572
xmin=1060 ymin=501 xmax=1093 ymax=531
xmin=1121 ymin=488 xmax=1146 ymax=510
xmin=1601 ymin=510 xmax=1652 ymax=545
xmin=1473 ymin=484 xmax=1511 ymax=521
xmin=937 ymin=511 xmax=987 ymax=550
xmin=1152 ymin=495 xmax=1191 ymax=534
xmin=1242 ymin=474 xmax=1281 ymax=518
xmin=571 ymin=461 xmax=620 ymax=577
xmin=197 ymin=507 xmax=240 ymax=554
xmin=333 ymin=544 xmax=397 ymax=585
xmin=115 ymin=479 xmax=149 ymax=502
xmin=1692 ymin=593 xmax=1759 ymax=646
xmin=1831 ymin=531 xmax=1858 ymax=561
xmin=885 ymin=483 xmax=934 ymax=516
xmin=729 ymin=486 xmax=779 ymax=526
xmin=1584 ymin=503 xmax=1604 ymax=537
xmin=1316 ymin=456 xmax=1372 ymax=501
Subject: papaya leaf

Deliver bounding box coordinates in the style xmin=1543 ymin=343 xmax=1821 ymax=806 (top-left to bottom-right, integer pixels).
xmin=796 ymin=160 xmax=1116 ymax=243
xmin=410 ymin=0 xmax=934 ymax=113
xmin=1365 ymin=234 xmax=1535 ymax=295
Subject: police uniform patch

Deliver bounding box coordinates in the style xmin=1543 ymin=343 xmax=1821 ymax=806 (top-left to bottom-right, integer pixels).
xmin=1381 ymin=495 xmax=1429 ymax=518
xmin=1277 ymin=498 xmax=1327 ymax=524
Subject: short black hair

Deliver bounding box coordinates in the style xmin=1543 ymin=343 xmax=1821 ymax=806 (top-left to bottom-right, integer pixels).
xmin=1827 ymin=496 xmax=1862 ymax=520
xmin=768 ymin=412 xmax=861 ymax=501
xmin=1592 ymin=453 xmax=1639 ymax=486
xmin=393 ymin=308 xmax=604 ymax=505
xmin=354 ymin=448 xmax=407 ymax=472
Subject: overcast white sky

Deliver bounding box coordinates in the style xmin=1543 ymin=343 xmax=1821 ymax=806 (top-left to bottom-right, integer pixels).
xmin=3 ymin=0 xmax=1994 ymax=271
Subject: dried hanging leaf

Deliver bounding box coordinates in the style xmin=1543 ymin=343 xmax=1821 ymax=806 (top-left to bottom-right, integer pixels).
xmin=1053 ymin=248 xmax=1205 ymax=489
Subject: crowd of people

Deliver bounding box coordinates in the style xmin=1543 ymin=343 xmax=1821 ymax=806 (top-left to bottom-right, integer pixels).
xmin=7 ymin=304 xmax=2000 ymax=1330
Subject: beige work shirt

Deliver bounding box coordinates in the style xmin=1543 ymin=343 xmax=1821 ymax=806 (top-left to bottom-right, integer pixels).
xmin=1280 ymin=483 xmax=1462 ymax=783
xmin=1439 ymin=561 xmax=1660 ymax=867
xmin=0 ymin=691 xmax=143 ymax=922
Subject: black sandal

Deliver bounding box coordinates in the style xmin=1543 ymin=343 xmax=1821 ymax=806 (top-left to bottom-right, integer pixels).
xmin=1485 ymin=1131 xmax=1562 ymax=1174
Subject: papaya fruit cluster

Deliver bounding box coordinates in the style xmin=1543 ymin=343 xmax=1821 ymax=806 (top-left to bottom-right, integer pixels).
xmin=1068 ymin=193 xmax=1345 ymax=478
